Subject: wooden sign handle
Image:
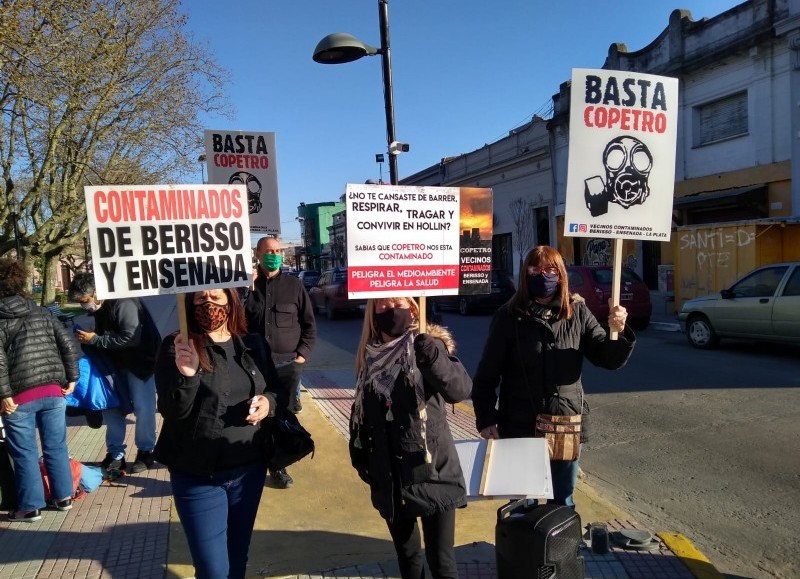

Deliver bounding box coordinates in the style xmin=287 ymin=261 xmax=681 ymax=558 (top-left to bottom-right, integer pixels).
xmin=610 ymin=238 xmax=622 ymax=341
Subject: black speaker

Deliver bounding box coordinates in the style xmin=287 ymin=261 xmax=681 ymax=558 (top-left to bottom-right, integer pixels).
xmin=495 ymin=501 xmax=584 ymax=579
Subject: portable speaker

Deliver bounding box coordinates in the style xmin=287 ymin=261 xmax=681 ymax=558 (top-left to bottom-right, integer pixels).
xmin=495 ymin=501 xmax=584 ymax=579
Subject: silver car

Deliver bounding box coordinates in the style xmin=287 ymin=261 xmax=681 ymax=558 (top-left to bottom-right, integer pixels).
xmin=678 ymin=262 xmax=800 ymax=349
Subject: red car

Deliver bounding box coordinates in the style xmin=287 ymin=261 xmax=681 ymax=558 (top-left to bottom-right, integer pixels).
xmin=308 ymin=267 xmax=366 ymax=320
xmin=566 ymin=265 xmax=652 ymax=330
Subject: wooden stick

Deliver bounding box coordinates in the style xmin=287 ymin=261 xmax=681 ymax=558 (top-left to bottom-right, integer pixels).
xmin=610 ymin=237 xmax=623 ymax=341
xmin=478 ymin=438 xmax=494 ymax=496
xmin=418 ymin=296 xmax=427 ymax=333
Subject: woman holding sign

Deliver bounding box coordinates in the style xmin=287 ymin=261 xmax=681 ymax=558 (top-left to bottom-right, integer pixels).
xmin=349 ymin=296 xmax=470 ymax=579
xmin=154 ymin=288 xmax=281 ymax=579
xmin=472 ymin=246 xmax=635 ymax=508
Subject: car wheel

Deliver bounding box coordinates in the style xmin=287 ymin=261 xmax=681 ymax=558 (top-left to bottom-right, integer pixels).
xmin=630 ymin=316 xmax=650 ymax=331
xmin=686 ymin=314 xmax=719 ymax=349
xmin=326 ymin=299 xmax=337 ymax=320
xmin=458 ymin=297 xmax=471 ymax=316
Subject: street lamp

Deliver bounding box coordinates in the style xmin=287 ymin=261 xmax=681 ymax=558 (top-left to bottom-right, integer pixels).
xmin=313 ymin=0 xmax=404 ymax=185
xmin=198 ymin=154 xmax=206 ymax=184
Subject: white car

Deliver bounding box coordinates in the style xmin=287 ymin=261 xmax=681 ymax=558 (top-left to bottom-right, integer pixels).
xmin=678 ymin=262 xmax=800 ymax=349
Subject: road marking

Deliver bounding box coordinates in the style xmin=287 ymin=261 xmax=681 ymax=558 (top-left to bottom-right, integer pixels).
xmin=658 ymin=532 xmax=725 ymax=579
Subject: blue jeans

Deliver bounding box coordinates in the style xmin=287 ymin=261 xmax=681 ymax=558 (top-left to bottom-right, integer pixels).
xmin=4 ymin=396 xmax=74 ymax=511
xmin=527 ymin=445 xmax=583 ymax=509
xmin=170 ymin=462 xmax=267 ymax=579
xmin=103 ymin=371 xmax=156 ymax=459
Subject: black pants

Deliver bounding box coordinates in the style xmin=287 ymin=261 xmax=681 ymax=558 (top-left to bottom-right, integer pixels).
xmin=386 ymin=509 xmax=457 ymax=579
xmin=274 ymin=360 xmax=303 ymax=408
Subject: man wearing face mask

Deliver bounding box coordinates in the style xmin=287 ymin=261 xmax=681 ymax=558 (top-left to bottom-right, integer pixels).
xmin=471 ymin=246 xmax=635 ymax=509
xmin=68 ymin=273 xmax=159 ymax=476
xmin=243 ymin=236 xmax=316 ymax=489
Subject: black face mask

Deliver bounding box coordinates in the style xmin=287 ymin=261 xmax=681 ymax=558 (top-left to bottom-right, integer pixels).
xmin=375 ymin=308 xmax=413 ymax=337
xmin=527 ymin=273 xmax=559 ymax=299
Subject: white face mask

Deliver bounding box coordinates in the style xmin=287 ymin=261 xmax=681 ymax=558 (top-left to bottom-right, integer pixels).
xmin=80 ymin=301 xmax=100 ymax=313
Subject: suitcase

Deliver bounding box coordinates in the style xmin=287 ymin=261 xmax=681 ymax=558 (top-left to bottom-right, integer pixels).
xmin=495 ymin=500 xmax=584 ymax=579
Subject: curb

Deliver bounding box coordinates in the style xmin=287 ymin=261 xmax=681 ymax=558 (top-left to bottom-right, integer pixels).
xmin=658 ymin=533 xmax=727 ymax=579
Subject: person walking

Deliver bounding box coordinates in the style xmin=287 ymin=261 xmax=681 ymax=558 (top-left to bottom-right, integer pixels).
xmin=350 ymin=296 xmax=470 ymax=579
xmin=244 ymin=236 xmax=315 ymax=489
xmin=471 ymin=246 xmax=636 ymax=508
xmin=154 ymin=288 xmax=280 ymax=579
xmin=68 ymin=272 xmax=158 ymax=476
xmin=0 ymin=258 xmax=80 ymax=521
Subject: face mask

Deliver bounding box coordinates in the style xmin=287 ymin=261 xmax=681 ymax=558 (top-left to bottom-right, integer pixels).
xmin=194 ymin=301 xmax=229 ymax=332
xmin=527 ymin=273 xmax=559 ymax=300
xmin=261 ymin=254 xmax=282 ymax=272
xmin=375 ymin=308 xmax=413 ymax=337
xmin=80 ymin=301 xmax=100 ymax=313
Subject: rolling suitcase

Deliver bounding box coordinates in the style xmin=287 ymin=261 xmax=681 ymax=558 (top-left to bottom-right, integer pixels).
xmin=495 ymin=500 xmax=584 ymax=579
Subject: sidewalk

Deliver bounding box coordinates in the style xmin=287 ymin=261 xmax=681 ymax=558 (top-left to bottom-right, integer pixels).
xmin=0 ymin=363 xmax=721 ymax=579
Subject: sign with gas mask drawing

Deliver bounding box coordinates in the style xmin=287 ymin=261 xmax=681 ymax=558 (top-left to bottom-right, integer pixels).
xmin=564 ymin=68 xmax=678 ymax=241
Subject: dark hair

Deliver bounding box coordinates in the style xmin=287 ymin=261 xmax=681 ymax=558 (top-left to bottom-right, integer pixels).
xmin=510 ymin=246 xmax=573 ymax=319
xmin=183 ymin=287 xmax=247 ymax=372
xmin=0 ymin=258 xmax=28 ymax=298
xmin=68 ymin=272 xmax=97 ymax=301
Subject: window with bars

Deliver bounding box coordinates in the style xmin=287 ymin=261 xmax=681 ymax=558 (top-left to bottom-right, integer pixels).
xmin=693 ymin=91 xmax=748 ymax=146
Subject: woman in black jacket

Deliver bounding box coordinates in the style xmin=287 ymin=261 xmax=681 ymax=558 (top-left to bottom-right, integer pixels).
xmin=0 ymin=259 xmax=80 ymax=522
xmin=350 ymin=296 xmax=470 ymax=579
xmin=472 ymin=246 xmax=635 ymax=508
xmin=154 ymin=288 xmax=281 ymax=579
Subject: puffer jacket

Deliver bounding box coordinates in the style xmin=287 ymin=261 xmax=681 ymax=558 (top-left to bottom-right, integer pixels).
xmin=154 ymin=333 xmax=282 ymax=477
xmin=349 ymin=325 xmax=470 ymax=521
xmin=472 ymin=295 xmax=635 ymax=442
xmin=0 ymin=296 xmax=81 ymax=399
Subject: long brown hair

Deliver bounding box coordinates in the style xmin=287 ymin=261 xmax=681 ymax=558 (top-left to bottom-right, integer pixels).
xmin=183 ymin=288 xmax=248 ymax=372
xmin=355 ymin=297 xmax=420 ymax=375
xmin=510 ymin=246 xmax=573 ymax=319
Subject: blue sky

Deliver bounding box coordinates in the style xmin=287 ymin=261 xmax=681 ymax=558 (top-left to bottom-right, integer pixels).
xmin=186 ymin=0 xmax=742 ymax=245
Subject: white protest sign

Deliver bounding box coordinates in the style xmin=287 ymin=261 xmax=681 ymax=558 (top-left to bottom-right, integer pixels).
xmin=564 ymin=68 xmax=678 ymax=240
xmin=204 ymin=129 xmax=280 ymax=235
xmin=345 ymin=184 xmax=493 ymax=298
xmin=84 ymin=184 xmax=252 ymax=299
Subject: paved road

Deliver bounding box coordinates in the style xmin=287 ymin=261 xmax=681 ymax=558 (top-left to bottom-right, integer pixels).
xmin=309 ymin=312 xmax=800 ymax=579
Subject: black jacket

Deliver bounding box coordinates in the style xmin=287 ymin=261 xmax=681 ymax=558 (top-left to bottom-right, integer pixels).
xmin=472 ymin=296 xmax=635 ymax=442
xmin=350 ymin=325 xmax=470 ymax=521
xmin=88 ymin=298 xmax=155 ymax=380
xmin=0 ymin=296 xmax=80 ymax=399
xmin=244 ymin=270 xmax=316 ymax=364
xmin=154 ymin=333 xmax=282 ymax=477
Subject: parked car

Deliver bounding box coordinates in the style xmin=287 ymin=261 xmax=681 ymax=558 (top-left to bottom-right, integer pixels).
xmin=678 ymin=262 xmax=800 ymax=349
xmin=437 ymin=269 xmax=516 ymax=315
xmin=567 ymin=265 xmax=652 ymax=330
xmin=297 ymin=269 xmax=321 ymax=290
xmin=308 ymin=267 xmax=366 ymax=320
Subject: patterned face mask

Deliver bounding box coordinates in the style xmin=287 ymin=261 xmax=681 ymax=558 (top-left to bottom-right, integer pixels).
xmin=194 ymin=301 xmax=229 ymax=332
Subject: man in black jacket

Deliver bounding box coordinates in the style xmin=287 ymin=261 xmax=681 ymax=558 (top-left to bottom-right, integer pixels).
xmin=244 ymin=236 xmax=316 ymax=488
xmin=68 ymin=273 xmax=158 ymax=476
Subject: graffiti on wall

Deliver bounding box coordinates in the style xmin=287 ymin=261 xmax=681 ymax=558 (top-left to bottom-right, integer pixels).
xmin=679 ymin=228 xmax=756 ymax=268
xmin=583 ymin=238 xmax=612 ymax=265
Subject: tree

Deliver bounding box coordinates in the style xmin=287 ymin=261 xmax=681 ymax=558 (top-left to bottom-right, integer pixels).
xmin=509 ymin=197 xmax=536 ymax=272
xmin=0 ymin=0 xmax=231 ymax=303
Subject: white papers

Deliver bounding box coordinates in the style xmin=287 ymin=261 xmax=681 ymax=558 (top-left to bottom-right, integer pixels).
xmin=455 ymin=438 xmax=553 ymax=500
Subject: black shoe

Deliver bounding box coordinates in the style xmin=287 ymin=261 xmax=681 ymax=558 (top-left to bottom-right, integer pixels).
xmin=290 ymin=397 xmax=302 ymax=414
xmin=270 ymin=468 xmax=293 ymax=489
xmin=48 ymin=498 xmax=73 ymax=512
xmin=9 ymin=509 xmax=41 ymax=522
xmin=101 ymin=454 xmax=126 ymax=479
xmin=129 ymin=450 xmax=154 ymax=474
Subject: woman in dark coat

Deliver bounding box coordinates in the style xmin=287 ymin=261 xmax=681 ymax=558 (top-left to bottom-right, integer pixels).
xmin=472 ymin=246 xmax=635 ymax=508
xmin=350 ymin=296 xmax=470 ymax=579
xmin=0 ymin=258 xmax=80 ymax=522
xmin=154 ymin=288 xmax=281 ymax=579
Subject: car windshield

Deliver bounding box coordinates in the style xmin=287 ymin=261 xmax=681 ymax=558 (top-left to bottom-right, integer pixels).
xmin=590 ymin=268 xmax=642 ymax=285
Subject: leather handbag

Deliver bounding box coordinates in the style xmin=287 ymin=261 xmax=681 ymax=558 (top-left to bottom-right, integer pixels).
xmin=535 ymin=413 xmax=582 ymax=461
xmin=262 ymin=410 xmax=315 ymax=471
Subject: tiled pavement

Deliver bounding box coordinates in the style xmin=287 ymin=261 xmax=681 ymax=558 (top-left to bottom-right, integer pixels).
xmin=0 ymin=368 xmax=707 ymax=579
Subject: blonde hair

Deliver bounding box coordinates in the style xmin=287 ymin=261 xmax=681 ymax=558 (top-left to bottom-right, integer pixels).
xmin=355 ymin=297 xmax=420 ymax=374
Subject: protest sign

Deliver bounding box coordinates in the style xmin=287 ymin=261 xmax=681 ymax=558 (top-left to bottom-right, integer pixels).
xmin=84 ymin=184 xmax=252 ymax=299
xmin=564 ymin=68 xmax=678 ymax=241
xmin=345 ymin=184 xmax=493 ymax=298
xmin=204 ymin=129 xmax=280 ymax=235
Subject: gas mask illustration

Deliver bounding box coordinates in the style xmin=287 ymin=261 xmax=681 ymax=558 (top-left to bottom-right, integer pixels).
xmin=584 ymin=136 xmax=653 ymax=217
xmin=229 ymin=171 xmax=263 ymax=214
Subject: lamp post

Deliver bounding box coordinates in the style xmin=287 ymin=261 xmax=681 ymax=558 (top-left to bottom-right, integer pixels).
xmin=314 ymin=0 xmax=401 ymax=185
xmin=198 ymin=154 xmax=206 ymax=184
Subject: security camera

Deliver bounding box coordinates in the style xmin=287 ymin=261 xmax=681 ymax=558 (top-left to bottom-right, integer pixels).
xmin=389 ymin=141 xmax=410 ymax=155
